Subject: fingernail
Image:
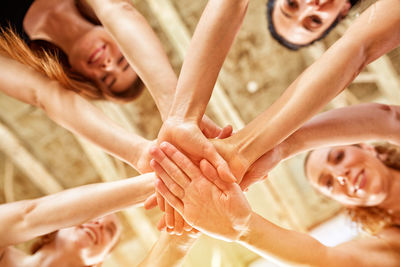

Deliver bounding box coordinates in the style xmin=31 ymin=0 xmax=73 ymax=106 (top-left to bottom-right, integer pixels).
xmin=160 ymin=142 xmax=169 ymax=149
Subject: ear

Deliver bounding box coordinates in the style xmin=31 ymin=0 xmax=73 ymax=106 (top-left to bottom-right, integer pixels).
xmin=340 ymin=1 xmax=351 ymax=17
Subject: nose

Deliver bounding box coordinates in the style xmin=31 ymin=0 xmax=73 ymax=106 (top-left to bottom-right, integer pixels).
xmin=336 ymin=175 xmax=348 ymax=185
xmin=333 ymin=168 xmax=351 ymax=186
xmin=305 ymin=0 xmax=319 ymax=6
xmin=101 ymin=57 xmax=114 ymax=71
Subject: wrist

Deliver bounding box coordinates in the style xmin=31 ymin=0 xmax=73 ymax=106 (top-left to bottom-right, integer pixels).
xmin=236 ymin=211 xmax=256 ymax=242
xmin=276 ymin=140 xmax=290 ymax=162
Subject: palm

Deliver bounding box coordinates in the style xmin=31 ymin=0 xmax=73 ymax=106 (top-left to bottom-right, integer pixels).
xmin=158 ymin=118 xmax=234 ymax=182
xmin=181 ymin=178 xmax=251 ymax=241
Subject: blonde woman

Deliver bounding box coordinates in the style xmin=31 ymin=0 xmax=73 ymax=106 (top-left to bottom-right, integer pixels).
xmin=151 ymin=141 xmax=400 ymax=267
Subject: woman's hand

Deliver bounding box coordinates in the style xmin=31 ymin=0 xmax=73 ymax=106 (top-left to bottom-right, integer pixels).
xmin=152 ymin=142 xmax=252 ymax=241
xmin=239 ymin=145 xmax=284 ymax=190
xmin=157 ymin=118 xmax=236 ymax=183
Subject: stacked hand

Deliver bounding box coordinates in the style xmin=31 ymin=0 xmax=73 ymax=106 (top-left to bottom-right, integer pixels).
xmin=152 ymin=142 xmax=252 ymax=241
xmin=144 ymin=122 xmax=284 ymax=234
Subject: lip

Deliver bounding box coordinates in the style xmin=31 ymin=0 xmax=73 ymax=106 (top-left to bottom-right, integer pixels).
xmin=353 ymin=169 xmax=366 ymax=190
xmin=83 ymin=225 xmax=99 ymax=244
xmin=88 ymin=44 xmax=106 ymax=65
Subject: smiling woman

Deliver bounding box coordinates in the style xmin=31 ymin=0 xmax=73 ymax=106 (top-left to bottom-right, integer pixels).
xmin=305 ymin=143 xmax=400 ymax=233
xmin=266 ymin=0 xmax=358 ymax=50
xmin=0 ymin=0 xmax=144 ymax=101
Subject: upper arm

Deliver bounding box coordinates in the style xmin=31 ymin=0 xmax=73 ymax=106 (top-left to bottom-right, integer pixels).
xmin=344 ymin=0 xmax=400 ymax=64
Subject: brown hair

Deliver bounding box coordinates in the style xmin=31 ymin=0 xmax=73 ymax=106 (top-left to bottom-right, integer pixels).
xmin=0 ymin=27 xmax=143 ymax=102
xmin=304 ymin=143 xmax=400 ymax=234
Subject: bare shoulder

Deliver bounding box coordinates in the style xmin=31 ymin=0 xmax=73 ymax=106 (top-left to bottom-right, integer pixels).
xmin=0 ymin=247 xmax=27 ymax=267
xmin=331 ymin=227 xmax=400 ymax=267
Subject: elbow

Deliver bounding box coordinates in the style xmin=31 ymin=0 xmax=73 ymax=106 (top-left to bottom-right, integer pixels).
xmin=18 ymin=200 xmax=38 ymax=230
xmin=368 ymin=103 xmax=400 ymax=145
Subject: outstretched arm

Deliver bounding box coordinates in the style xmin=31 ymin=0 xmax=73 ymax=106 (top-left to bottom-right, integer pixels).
xmin=167 ymin=0 xmax=249 ymax=122
xmin=239 ymin=103 xmax=400 ymax=189
xmin=83 ymin=0 xmax=228 ymax=137
xmin=279 ymin=103 xmax=400 ymax=159
xmin=0 ymin=54 xmax=153 ymax=172
xmin=152 ymin=143 xmax=400 ymax=267
xmin=0 ymin=173 xmax=154 ymax=249
xmin=221 ymin=0 xmax=400 ymax=171
xmin=156 ymin=0 xmax=249 ymax=182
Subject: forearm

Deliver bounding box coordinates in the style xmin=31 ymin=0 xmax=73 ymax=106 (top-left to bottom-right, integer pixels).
xmin=138 ymin=232 xmax=199 ymax=267
xmin=280 ymin=103 xmax=400 ymax=159
xmin=0 ymin=173 xmax=155 ymax=247
xmin=42 ymin=86 xmax=150 ymax=170
xmin=86 ymin=0 xmax=177 ymax=120
xmin=230 ymin=0 xmax=400 ymax=165
xmin=168 ymin=0 xmax=249 ymax=122
xmin=238 ymin=212 xmax=328 ymax=266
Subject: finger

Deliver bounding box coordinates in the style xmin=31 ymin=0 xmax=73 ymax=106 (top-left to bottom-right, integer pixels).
xmin=200 ymin=116 xmax=220 ymax=138
xmin=217 ymin=125 xmax=233 ymax=139
xmin=201 ymin=144 xmax=236 ymax=183
xmin=150 ymin=148 xmax=191 ymax=188
xmin=156 ymin=191 xmax=165 ymax=212
xmin=165 ymin=202 xmax=175 ymax=229
xmin=160 ymin=142 xmax=204 ymax=181
xmin=144 ymin=193 xmax=157 ymax=210
xmin=200 ymin=159 xmax=230 ymax=192
xmin=156 ymin=179 xmax=184 ymax=214
xmin=183 ymin=220 xmax=193 ymax=231
xmin=174 ymin=210 xmax=184 ymax=235
xmin=157 ymin=215 xmax=167 ymax=231
xmin=239 ymin=175 xmax=268 ymax=191
xmin=151 ymin=160 xmax=186 ymax=199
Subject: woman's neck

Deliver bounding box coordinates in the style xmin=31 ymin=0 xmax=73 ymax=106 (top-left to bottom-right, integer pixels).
xmin=379 ymin=169 xmax=400 ymax=217
xmin=23 ymin=0 xmax=94 ymax=55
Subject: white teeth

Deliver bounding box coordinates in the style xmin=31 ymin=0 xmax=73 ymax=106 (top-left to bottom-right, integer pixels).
xmin=355 ymin=171 xmax=363 ymax=189
xmin=92 ymin=50 xmax=101 ymax=63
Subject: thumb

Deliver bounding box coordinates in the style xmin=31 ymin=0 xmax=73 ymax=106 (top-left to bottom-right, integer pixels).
xmin=217 ymin=125 xmax=233 ymax=139
xmin=200 ymin=159 xmax=230 ymax=192
xmin=144 ymin=193 xmax=158 ymax=210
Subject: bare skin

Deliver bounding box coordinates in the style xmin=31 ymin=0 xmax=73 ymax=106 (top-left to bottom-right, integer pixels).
xmin=153 ymin=143 xmax=400 ymax=267
xmin=0 ymin=173 xmax=154 ymax=266
xmin=271 ymin=0 xmax=351 ymax=45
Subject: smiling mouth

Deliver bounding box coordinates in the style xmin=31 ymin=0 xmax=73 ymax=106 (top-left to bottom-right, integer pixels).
xmin=353 ymin=169 xmax=366 ymax=190
xmin=88 ymin=44 xmax=106 ymax=64
xmin=83 ymin=226 xmax=98 ymax=244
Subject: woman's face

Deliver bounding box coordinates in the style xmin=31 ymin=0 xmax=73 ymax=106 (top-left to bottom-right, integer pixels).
xmin=68 ymin=26 xmax=138 ymax=94
xmin=306 ymin=146 xmax=391 ymax=206
xmin=55 ymin=214 xmax=121 ymax=265
xmin=271 ymin=0 xmax=351 ymax=45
